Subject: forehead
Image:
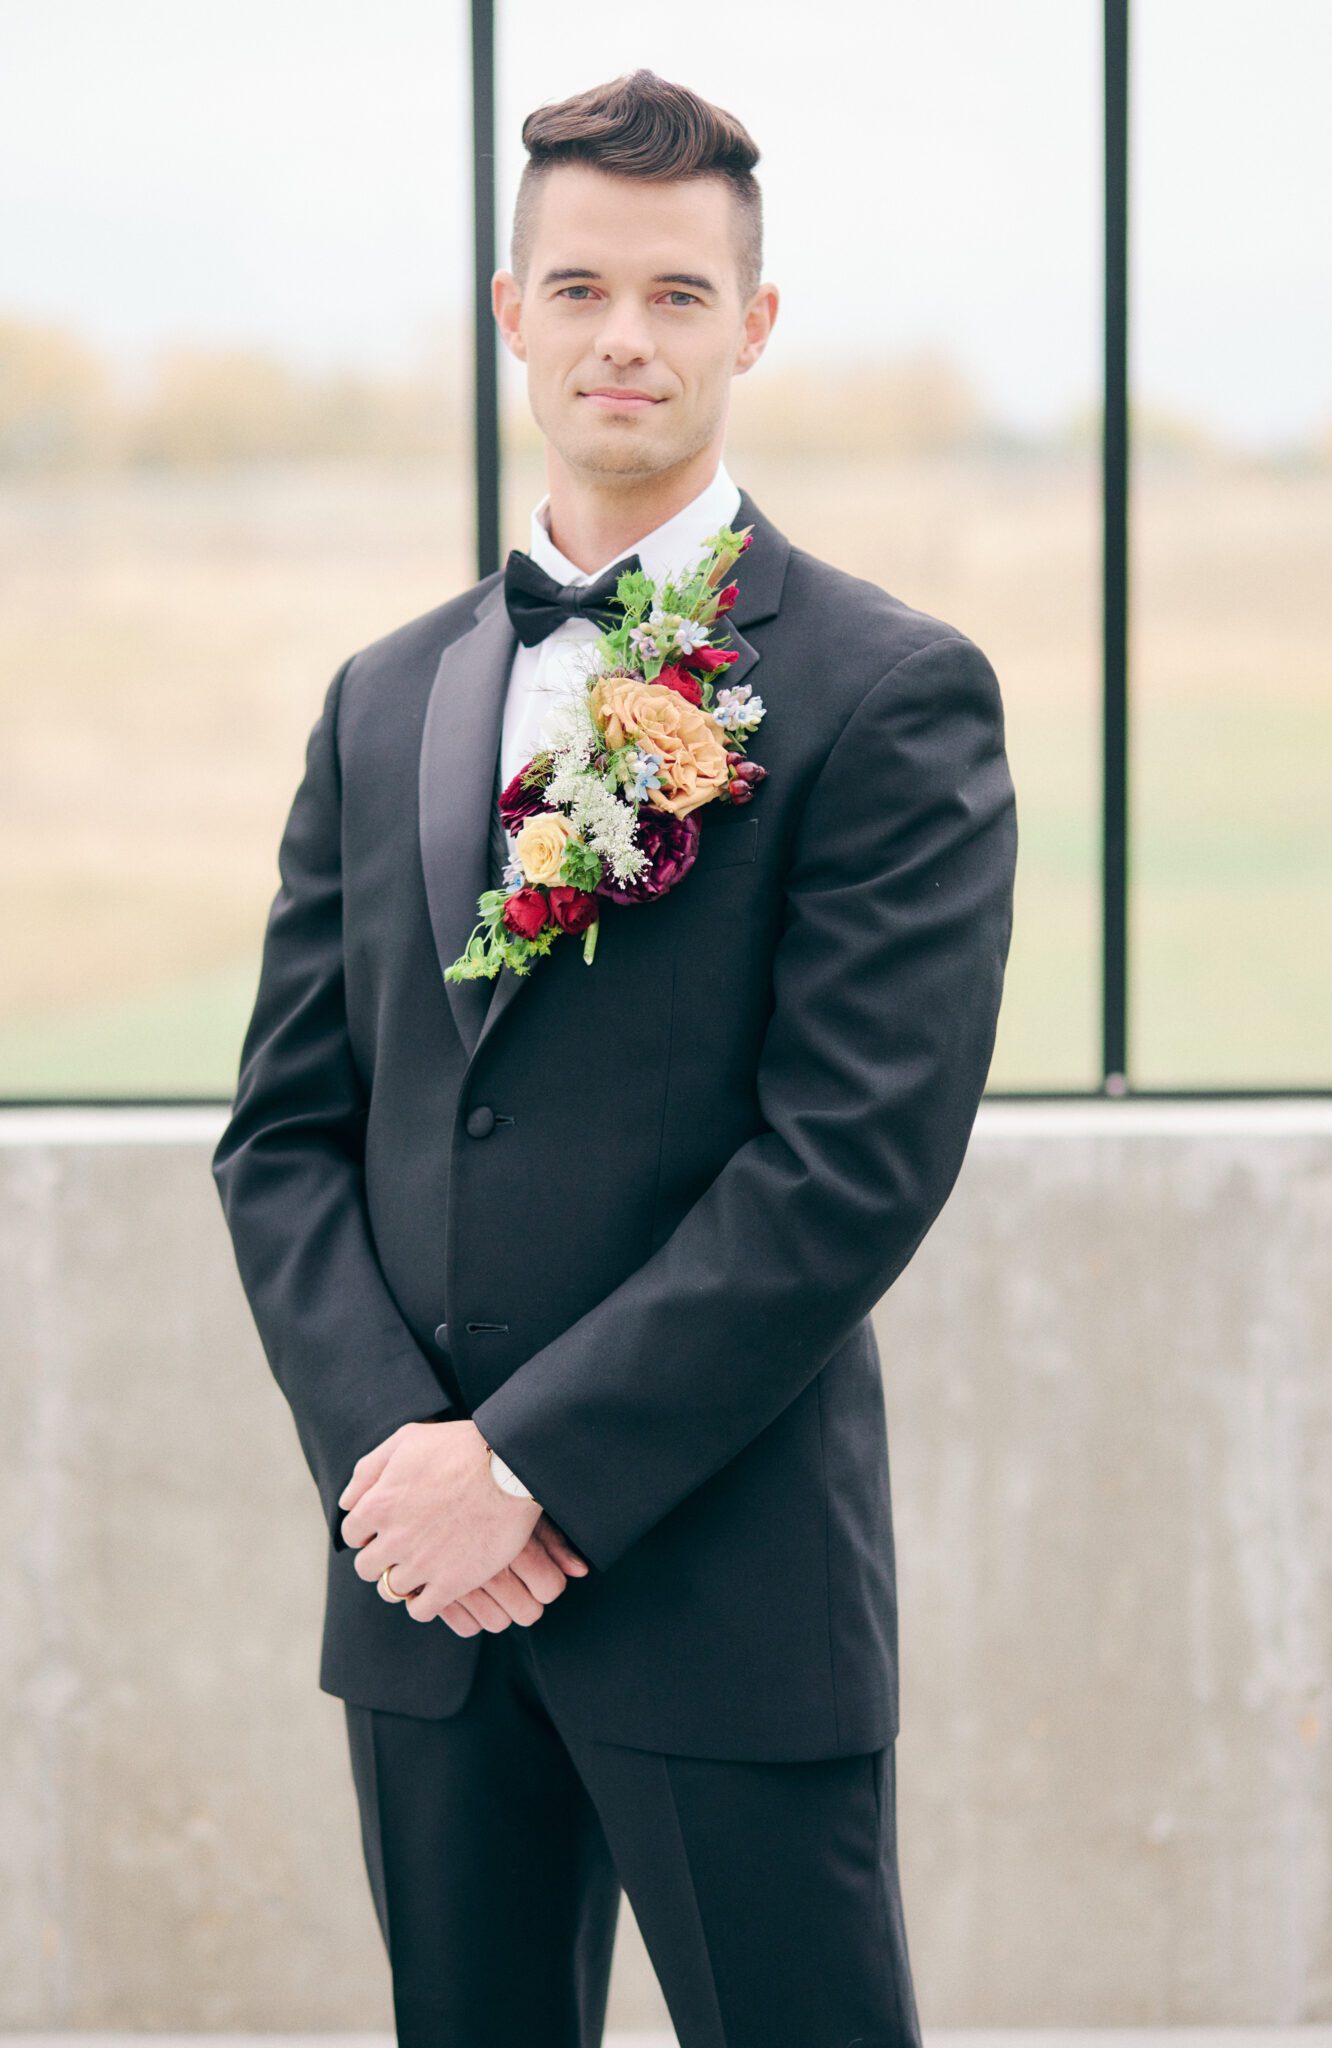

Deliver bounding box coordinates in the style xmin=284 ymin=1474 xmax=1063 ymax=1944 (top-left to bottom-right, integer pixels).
xmin=530 ymin=163 xmax=736 ymax=267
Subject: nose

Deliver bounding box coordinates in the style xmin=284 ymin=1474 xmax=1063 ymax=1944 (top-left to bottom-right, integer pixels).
xmin=593 ymin=295 xmax=655 ymax=365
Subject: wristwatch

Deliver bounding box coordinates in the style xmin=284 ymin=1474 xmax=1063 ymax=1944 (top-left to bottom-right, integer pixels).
xmin=485 ymin=1439 xmax=536 ymax=1501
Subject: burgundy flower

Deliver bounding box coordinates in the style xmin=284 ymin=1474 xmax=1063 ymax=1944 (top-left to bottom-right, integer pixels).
xmin=546 ymin=884 xmax=599 ymax=935
xmin=655 ymin=662 xmax=703 ymax=706
xmin=498 ymin=759 xmax=554 ymax=832
xmin=713 ymin=582 xmax=739 ymax=614
xmin=720 ymin=748 xmax=767 ymax=805
xmin=595 ymin=806 xmax=701 ymax=904
xmin=501 ymin=886 xmax=549 ymax=939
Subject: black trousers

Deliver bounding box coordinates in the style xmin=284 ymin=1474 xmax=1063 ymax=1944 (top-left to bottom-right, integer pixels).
xmin=343 ymin=1612 xmax=922 ymax=2048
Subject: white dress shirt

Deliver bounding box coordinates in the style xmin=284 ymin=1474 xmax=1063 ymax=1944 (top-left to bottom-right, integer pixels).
xmin=498 ymin=458 xmax=743 ymax=858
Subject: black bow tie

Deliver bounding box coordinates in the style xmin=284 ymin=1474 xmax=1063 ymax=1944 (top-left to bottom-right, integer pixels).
xmin=503 ymin=546 xmax=644 ymax=648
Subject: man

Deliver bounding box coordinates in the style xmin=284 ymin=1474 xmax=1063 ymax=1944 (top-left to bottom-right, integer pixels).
xmin=212 ymin=66 xmax=1017 ymax=2048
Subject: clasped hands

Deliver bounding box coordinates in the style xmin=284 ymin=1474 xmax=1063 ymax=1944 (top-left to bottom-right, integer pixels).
xmin=337 ymin=1417 xmax=588 ymax=1634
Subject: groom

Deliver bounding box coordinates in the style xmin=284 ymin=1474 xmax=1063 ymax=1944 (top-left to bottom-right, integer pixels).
xmin=212 ymin=66 xmax=1017 ymax=2048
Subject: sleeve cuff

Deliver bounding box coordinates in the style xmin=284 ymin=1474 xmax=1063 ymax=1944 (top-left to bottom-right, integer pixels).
xmin=471 ymin=1404 xmax=599 ymax=1567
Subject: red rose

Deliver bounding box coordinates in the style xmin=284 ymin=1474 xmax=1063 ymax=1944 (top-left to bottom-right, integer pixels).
xmin=501 ymin=886 xmax=549 ymax=939
xmin=713 ymin=582 xmax=739 ymax=614
xmin=684 ymin=645 xmax=739 ymax=674
xmin=546 ymin=885 xmax=599 ymax=935
xmin=655 ymin=662 xmax=703 ymax=705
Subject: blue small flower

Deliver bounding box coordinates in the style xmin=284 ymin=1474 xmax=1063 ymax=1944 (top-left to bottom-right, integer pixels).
xmin=628 ymin=746 xmax=664 ymax=801
xmin=714 ymin=682 xmax=764 ymax=730
xmin=674 ymin=619 xmax=711 ymax=655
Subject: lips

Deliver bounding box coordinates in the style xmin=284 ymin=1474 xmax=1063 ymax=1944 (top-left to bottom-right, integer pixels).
xmin=581 ymin=390 xmax=661 ymax=407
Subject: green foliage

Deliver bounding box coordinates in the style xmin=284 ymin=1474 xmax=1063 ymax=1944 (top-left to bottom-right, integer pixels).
xmin=559 ymin=837 xmax=604 ymax=889
xmin=614 ymin=565 xmax=655 ymax=617
xmin=593 ymin=526 xmax=748 ymax=680
xmin=441 ymin=887 xmax=560 ymax=981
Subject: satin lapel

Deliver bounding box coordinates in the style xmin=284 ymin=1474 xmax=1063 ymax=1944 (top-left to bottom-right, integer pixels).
xmin=724 ymin=484 xmax=790 ymax=645
xmin=418 ymin=576 xmax=514 ymax=1060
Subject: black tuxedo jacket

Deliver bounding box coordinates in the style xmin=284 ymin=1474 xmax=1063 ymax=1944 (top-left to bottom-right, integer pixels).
xmin=211 ymin=483 xmax=1017 ymax=1761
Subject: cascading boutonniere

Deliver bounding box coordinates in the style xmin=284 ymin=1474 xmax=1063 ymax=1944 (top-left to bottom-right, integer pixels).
xmin=444 ymin=523 xmax=767 ymax=981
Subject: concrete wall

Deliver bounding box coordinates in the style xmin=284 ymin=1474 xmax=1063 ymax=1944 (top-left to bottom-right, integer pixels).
xmin=2 ymin=1101 xmax=1329 ymax=2028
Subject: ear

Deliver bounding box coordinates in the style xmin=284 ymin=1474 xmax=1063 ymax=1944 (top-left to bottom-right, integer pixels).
xmin=492 ymin=270 xmax=527 ymax=360
xmin=735 ymin=282 xmax=779 ymax=373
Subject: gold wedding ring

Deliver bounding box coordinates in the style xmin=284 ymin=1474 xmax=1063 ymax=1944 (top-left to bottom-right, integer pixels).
xmin=379 ymin=1564 xmax=411 ymax=1601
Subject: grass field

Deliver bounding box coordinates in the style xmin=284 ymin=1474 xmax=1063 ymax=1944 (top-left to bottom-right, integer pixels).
xmin=1 ymin=448 xmax=1327 ymax=1096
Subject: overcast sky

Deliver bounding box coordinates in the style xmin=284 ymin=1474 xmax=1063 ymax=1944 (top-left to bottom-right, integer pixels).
xmin=2 ymin=0 xmax=1327 ymax=446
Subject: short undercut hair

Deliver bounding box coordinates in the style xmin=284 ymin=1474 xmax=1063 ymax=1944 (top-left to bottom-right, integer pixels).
xmin=511 ymin=67 xmax=763 ymax=306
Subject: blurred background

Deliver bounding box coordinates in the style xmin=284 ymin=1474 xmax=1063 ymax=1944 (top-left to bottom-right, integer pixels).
xmin=3 ymin=0 xmax=1330 ymax=2036
xmin=2 ymin=0 xmax=1327 ymax=1100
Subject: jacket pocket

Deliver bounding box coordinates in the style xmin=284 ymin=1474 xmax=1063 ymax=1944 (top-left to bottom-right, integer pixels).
xmin=689 ymin=812 xmax=759 ymax=872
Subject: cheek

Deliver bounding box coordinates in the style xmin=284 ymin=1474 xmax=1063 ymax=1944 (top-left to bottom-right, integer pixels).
xmin=524 ymin=338 xmax=570 ymax=395
xmin=675 ymin=352 xmax=727 ymax=407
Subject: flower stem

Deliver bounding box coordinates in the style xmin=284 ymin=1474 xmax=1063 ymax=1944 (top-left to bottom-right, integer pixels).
xmin=583 ymin=914 xmax=600 ymax=965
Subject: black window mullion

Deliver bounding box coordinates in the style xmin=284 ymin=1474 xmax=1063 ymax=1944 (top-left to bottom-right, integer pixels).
xmin=1102 ymin=0 xmax=1131 ymax=1092
xmin=470 ymin=0 xmax=501 ymax=580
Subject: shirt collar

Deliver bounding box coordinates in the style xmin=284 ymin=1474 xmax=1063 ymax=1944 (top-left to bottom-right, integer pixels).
xmin=527 ymin=457 xmax=743 ymax=591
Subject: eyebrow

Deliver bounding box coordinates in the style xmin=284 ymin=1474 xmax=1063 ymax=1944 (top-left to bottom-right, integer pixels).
xmin=539 ymin=266 xmax=718 ymax=294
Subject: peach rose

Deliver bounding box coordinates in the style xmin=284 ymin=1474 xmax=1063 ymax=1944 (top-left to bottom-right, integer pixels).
xmin=591 ymin=675 xmax=730 ymax=818
xmin=514 ymin=810 xmax=576 ymax=885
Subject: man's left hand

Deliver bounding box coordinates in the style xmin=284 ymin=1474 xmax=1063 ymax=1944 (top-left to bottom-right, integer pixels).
xmin=338 ymin=1419 xmax=542 ymax=1623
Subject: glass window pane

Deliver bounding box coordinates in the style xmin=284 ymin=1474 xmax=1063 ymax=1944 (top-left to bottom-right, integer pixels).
xmin=1131 ymin=0 xmax=1332 ymax=1086
xmin=496 ymin=0 xmax=1102 ymax=1088
xmin=0 ymin=2 xmax=471 ymax=1097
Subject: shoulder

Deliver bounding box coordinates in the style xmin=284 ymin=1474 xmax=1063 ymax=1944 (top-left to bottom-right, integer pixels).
xmin=336 ymin=568 xmax=505 ymax=710
xmin=781 ymin=541 xmax=986 ymax=674
xmin=775 ymin=543 xmax=1002 ymax=739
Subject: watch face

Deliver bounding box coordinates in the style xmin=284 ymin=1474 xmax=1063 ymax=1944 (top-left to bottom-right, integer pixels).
xmin=491 ymin=1451 xmax=531 ymax=1498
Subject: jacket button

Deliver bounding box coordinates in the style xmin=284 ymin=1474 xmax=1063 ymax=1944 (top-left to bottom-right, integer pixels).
xmin=434 ymin=1322 xmax=449 ymax=1348
xmin=465 ymin=1105 xmax=496 ymax=1138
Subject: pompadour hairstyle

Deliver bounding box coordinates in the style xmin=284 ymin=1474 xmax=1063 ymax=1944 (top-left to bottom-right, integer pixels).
xmin=511 ymin=68 xmax=763 ymax=305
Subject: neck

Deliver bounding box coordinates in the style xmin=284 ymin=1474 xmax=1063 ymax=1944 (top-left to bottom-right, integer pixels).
xmin=542 ymin=441 xmax=726 ymax=574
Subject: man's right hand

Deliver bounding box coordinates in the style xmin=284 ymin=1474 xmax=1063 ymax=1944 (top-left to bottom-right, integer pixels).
xmin=437 ymin=1513 xmax=589 ymax=1636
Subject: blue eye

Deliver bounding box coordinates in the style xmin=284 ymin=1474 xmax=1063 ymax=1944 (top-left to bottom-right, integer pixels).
xmin=556 ymin=286 xmax=700 ymax=306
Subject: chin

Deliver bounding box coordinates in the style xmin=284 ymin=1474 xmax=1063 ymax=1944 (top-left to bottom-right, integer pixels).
xmin=568 ymin=436 xmax=670 ymax=481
